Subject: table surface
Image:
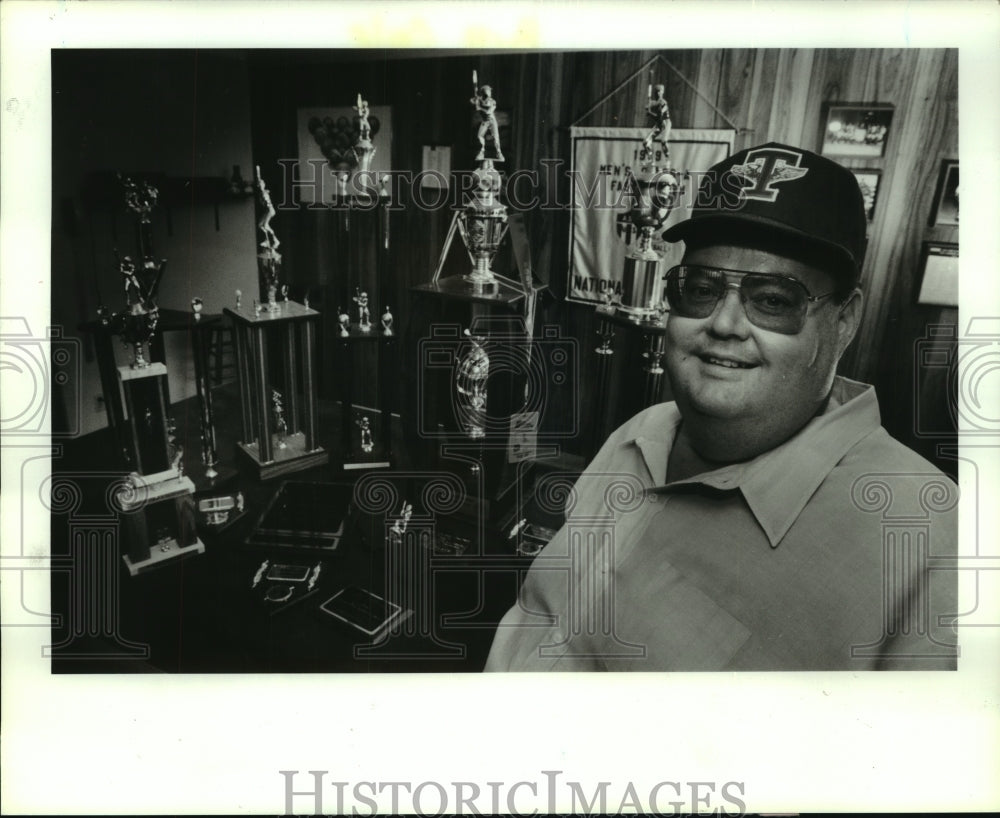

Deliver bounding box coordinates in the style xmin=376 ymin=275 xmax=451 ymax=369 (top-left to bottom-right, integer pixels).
xmin=47 ymin=387 xmax=563 ymax=674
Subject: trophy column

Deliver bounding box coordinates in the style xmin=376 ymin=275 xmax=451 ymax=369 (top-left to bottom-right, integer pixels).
xmin=117 ymin=360 xmax=205 ymax=576
xmin=409 ymin=73 xmax=544 ymax=526
xmin=97 ymin=174 xmax=206 ymax=575
xmin=333 ymin=96 xmax=396 ymax=471
xmin=224 ymin=300 xmax=329 ymax=480
xmin=588 ymin=81 xmax=682 ymax=452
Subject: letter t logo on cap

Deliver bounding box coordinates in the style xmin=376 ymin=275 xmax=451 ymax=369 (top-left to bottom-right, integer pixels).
xmin=729 ymin=146 xmax=809 ymax=202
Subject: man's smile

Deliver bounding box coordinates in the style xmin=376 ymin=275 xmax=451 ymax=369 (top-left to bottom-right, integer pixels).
xmin=697 ymin=351 xmax=759 ymax=370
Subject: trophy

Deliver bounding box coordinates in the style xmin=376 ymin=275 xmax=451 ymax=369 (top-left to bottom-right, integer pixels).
xmin=424 ymin=71 xmax=536 ymax=306
xmin=455 ymin=328 xmax=490 ymax=441
xmin=273 ymin=390 xmax=289 ymax=449
xmin=613 ymin=82 xmax=683 ymax=323
xmin=352 ymin=92 xmax=376 ymax=174
xmin=110 ymin=176 xmax=166 ymax=368
xmin=353 ymin=288 xmax=372 ymax=332
xmin=331 ymin=91 xmax=396 ymax=473
xmin=455 ymin=71 xmax=509 ymax=291
xmin=588 ymin=83 xmax=682 ymax=456
xmin=256 ymin=166 xmax=282 ymax=309
xmin=357 ymin=415 xmax=375 ymax=454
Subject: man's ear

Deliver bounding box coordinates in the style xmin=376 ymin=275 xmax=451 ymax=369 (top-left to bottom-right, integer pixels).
xmin=836 ymin=288 xmax=864 ymax=358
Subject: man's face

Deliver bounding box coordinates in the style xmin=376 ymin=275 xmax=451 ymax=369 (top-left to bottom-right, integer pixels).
xmin=664 ymin=241 xmax=860 ymax=457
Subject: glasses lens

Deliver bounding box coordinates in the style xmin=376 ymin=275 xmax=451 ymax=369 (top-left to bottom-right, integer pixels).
xmin=741 ymin=274 xmax=809 ymax=333
xmin=665 ymin=266 xmax=725 ymax=318
xmin=665 ymin=266 xmax=811 ymax=334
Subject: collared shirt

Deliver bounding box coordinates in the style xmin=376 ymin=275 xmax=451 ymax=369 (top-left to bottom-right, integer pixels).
xmin=485 ymin=377 xmax=958 ymax=671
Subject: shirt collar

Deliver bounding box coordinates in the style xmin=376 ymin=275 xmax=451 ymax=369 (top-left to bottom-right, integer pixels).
xmin=621 ymin=376 xmax=882 ymax=548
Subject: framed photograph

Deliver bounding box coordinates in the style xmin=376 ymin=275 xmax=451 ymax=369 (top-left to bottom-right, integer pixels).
xmin=820 ymin=103 xmax=894 ymax=158
xmin=851 ymin=168 xmax=882 ymax=221
xmin=929 ymin=159 xmax=959 ymax=226
xmin=916 ymin=242 xmax=958 ymax=307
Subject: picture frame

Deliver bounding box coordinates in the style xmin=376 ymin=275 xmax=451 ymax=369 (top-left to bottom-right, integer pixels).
xmin=929 ymin=159 xmax=959 ymax=226
xmin=851 ymin=168 xmax=882 ymax=221
xmin=916 ymin=241 xmax=958 ymax=307
xmin=820 ymin=102 xmax=895 ymax=158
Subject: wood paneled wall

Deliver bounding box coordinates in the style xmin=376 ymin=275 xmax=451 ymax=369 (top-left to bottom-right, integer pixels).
xmin=247 ymin=48 xmax=958 ymax=467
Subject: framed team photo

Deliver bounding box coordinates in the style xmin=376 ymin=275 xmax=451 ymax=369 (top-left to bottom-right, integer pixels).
xmin=821 ymin=103 xmax=895 ymax=158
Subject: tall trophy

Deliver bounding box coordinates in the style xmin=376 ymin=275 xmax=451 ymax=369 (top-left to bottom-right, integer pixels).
xmin=113 ymin=176 xmax=166 ymax=369
xmin=335 ymin=91 xmax=395 ymax=471
xmin=225 ymin=168 xmax=328 ymax=480
xmin=590 ymin=83 xmax=683 ymax=455
xmin=256 ymin=166 xmax=282 ymax=310
xmin=107 ymin=177 xmax=205 ymax=575
xmin=614 ymin=82 xmax=683 ymax=323
xmin=411 ymin=74 xmax=546 ymax=528
xmin=457 ymin=72 xmax=508 ymax=291
xmin=425 ymin=72 xmax=534 ymax=304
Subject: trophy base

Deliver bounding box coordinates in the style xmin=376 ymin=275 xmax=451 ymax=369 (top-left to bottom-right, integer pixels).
xmin=413 ymin=275 xmax=526 ymax=307
xmin=123 ymin=537 xmax=205 ymax=577
xmin=237 ymin=431 xmax=329 ymax=481
xmin=343 ymin=458 xmax=392 ymax=471
xmin=189 ymin=461 xmax=240 ymax=495
xmin=616 ymin=306 xmax=665 ymax=326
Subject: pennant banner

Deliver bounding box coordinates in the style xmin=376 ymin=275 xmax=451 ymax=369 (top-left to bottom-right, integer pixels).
xmin=567 ymin=127 xmax=735 ymax=304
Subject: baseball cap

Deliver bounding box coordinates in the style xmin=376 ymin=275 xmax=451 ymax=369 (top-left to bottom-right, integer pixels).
xmin=662 ymin=142 xmax=867 ymax=288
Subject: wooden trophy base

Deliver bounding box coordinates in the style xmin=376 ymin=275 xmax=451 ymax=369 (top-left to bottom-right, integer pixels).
xmin=123 ymin=537 xmax=206 ymax=577
xmin=237 ymin=431 xmax=329 ymax=481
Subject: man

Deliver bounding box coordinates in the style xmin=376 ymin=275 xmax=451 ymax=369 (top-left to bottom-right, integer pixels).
xmin=486 ymin=143 xmax=958 ymax=671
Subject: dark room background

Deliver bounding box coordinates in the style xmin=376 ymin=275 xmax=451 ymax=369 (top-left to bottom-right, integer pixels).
xmin=51 ymin=48 xmax=959 ymax=476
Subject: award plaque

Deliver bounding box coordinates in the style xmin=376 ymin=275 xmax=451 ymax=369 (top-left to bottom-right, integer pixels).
xmin=249 ymin=557 xmax=326 ymax=617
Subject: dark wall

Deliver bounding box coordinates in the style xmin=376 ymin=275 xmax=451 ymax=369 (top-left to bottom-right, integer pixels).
xmin=52 ymin=49 xmax=258 ymax=435
xmin=244 ymin=48 xmax=959 ymax=472
xmin=54 ymin=48 xmax=958 ymax=476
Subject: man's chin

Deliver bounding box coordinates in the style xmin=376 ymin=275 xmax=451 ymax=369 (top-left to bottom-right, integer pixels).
xmin=678 ymin=391 xmax=754 ymax=422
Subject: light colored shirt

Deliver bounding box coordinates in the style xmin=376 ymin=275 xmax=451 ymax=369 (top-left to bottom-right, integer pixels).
xmin=485 ymin=377 xmax=958 ymax=671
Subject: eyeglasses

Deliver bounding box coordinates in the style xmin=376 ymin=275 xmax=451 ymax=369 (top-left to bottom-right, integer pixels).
xmin=663 ymin=264 xmax=839 ymax=335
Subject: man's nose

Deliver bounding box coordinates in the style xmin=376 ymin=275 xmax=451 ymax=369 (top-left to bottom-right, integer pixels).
xmin=707 ymin=284 xmax=751 ymax=337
